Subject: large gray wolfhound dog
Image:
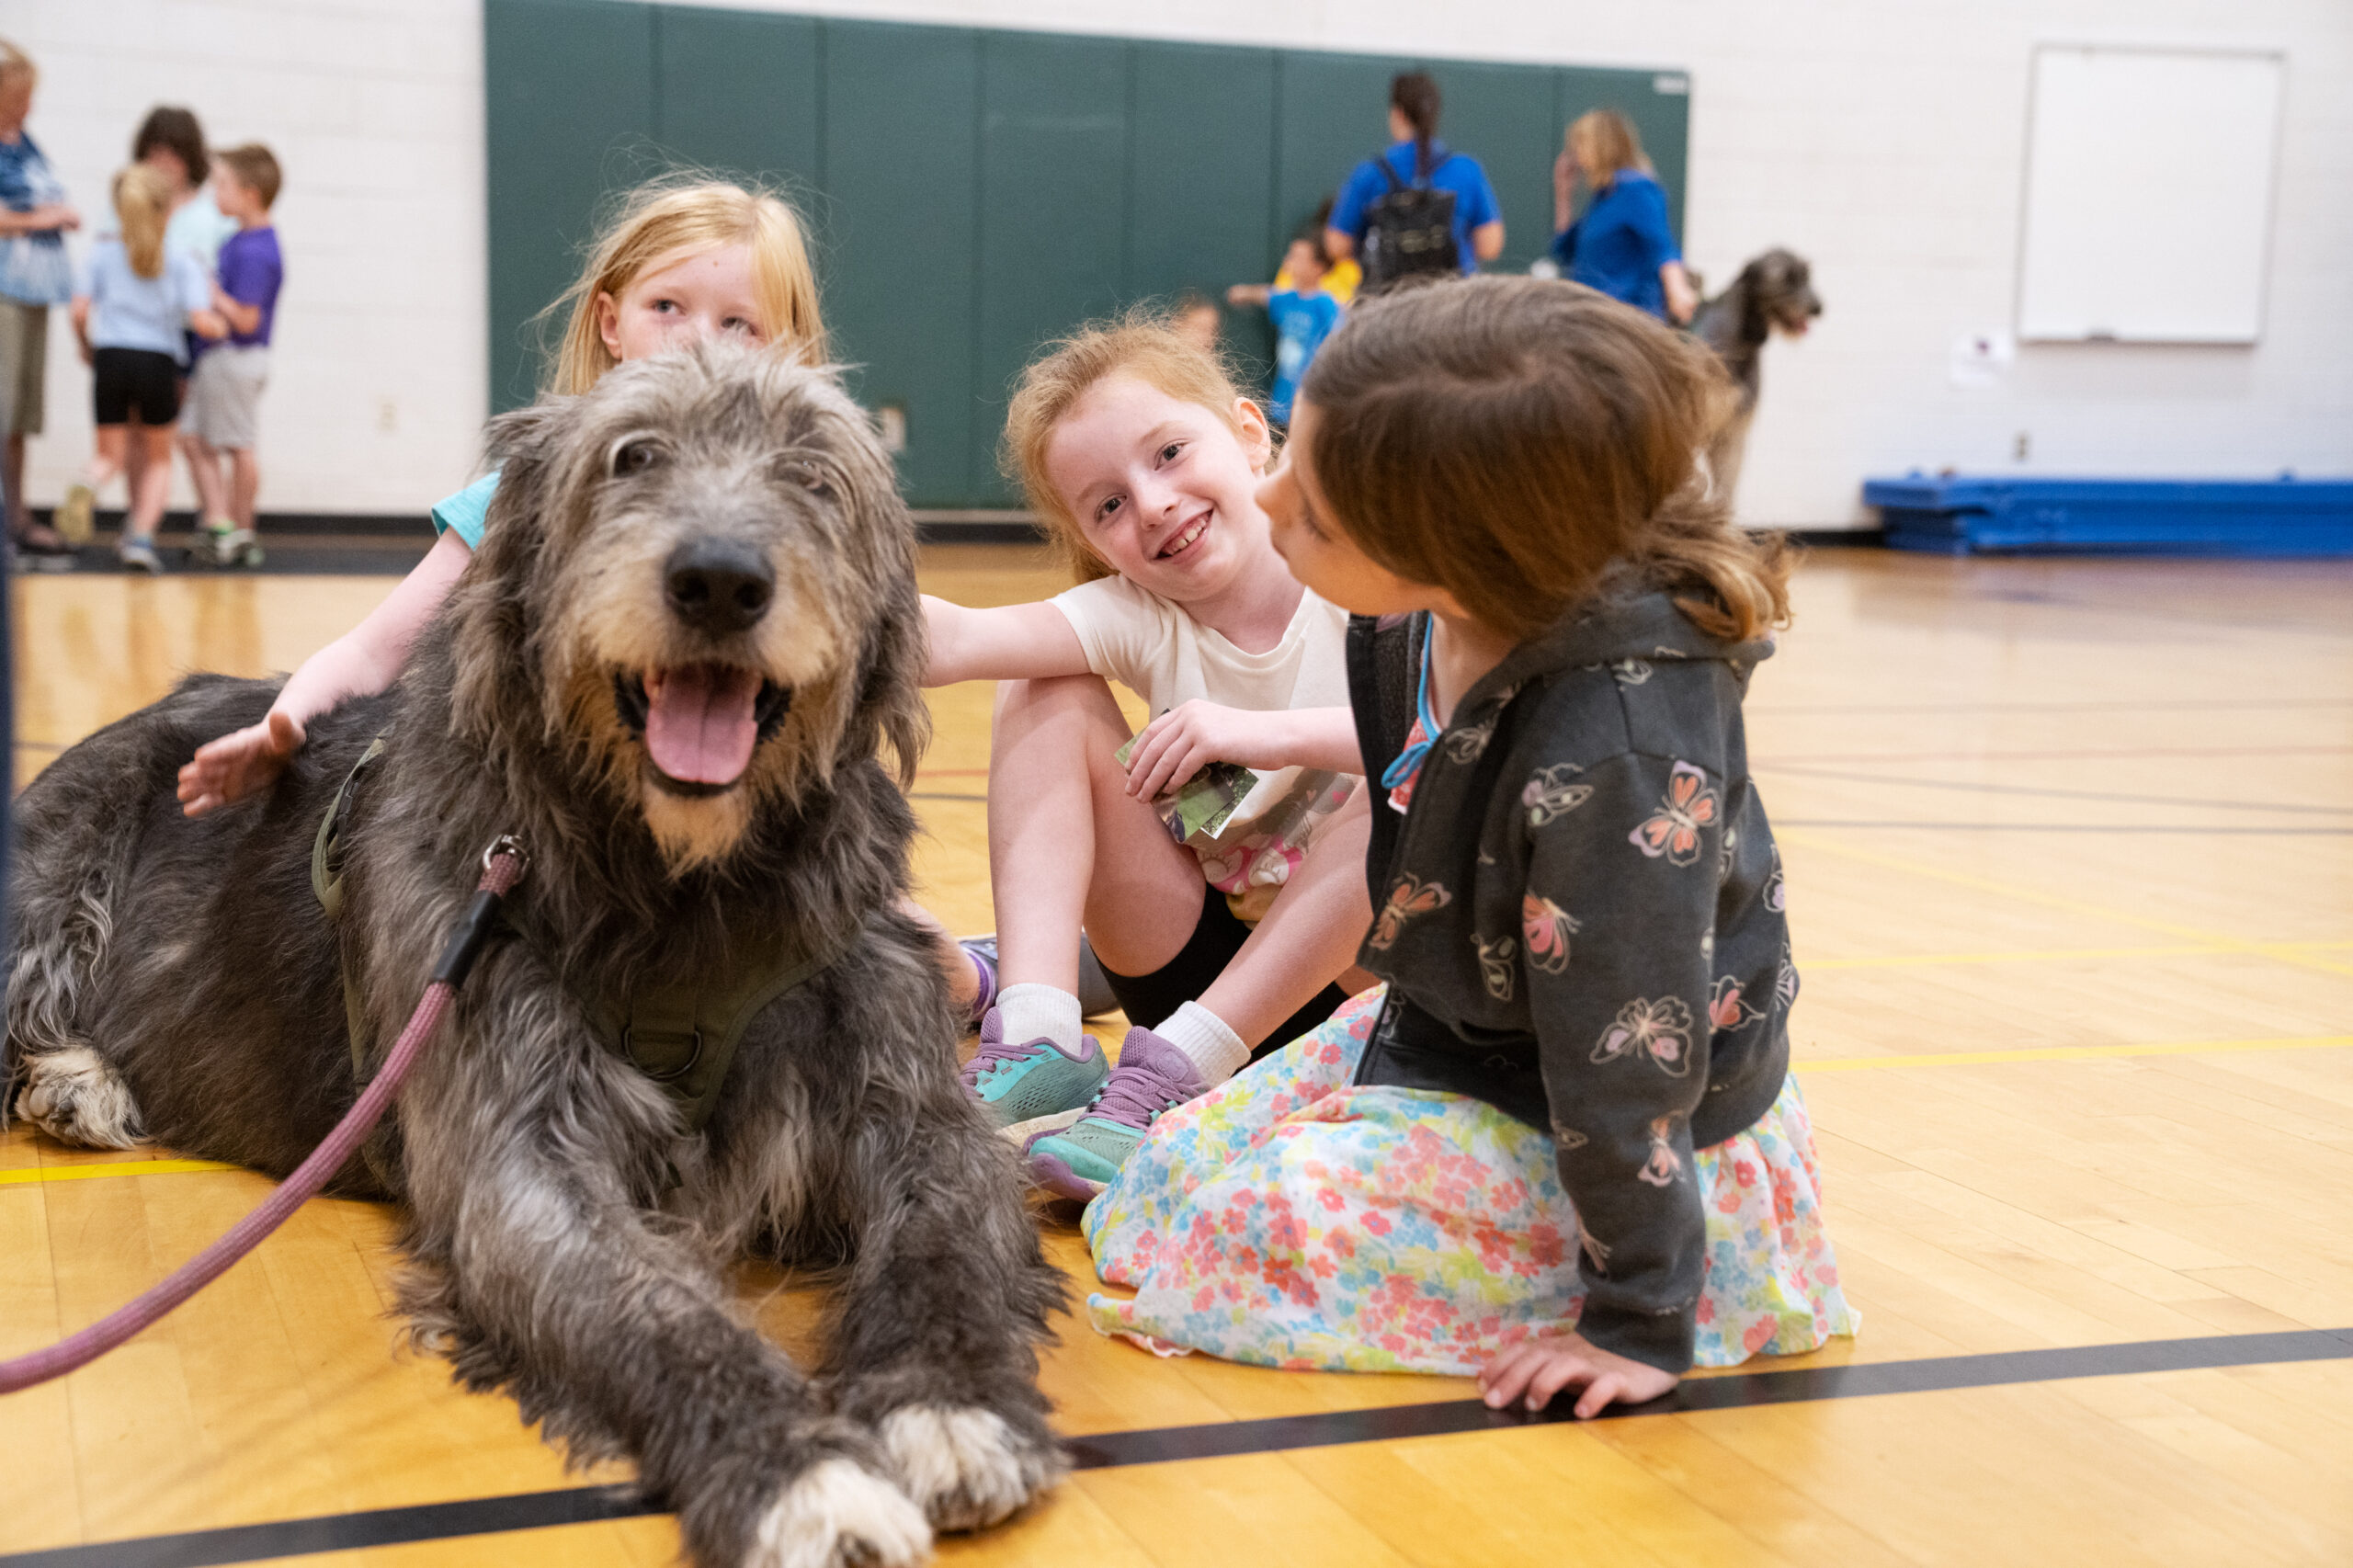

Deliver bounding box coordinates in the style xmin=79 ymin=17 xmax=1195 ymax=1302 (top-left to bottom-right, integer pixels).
xmin=1691 ymin=246 xmax=1823 ymax=506
xmin=5 ymin=347 xmax=1064 ymax=1568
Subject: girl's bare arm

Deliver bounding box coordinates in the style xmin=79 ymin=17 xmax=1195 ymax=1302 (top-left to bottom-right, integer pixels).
xmin=920 ymin=596 xmax=1093 ymax=687
xmin=177 ymin=531 xmax=474 ymax=815
xmin=1121 ymin=703 xmax=1362 ymax=801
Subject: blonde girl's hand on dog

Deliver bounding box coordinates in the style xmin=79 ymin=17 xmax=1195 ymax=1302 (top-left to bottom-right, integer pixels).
xmin=1122 ymin=700 xmax=1360 ymax=801
xmin=1478 ymin=1330 xmax=1678 ymax=1419
xmin=177 ymin=709 xmax=305 ymax=816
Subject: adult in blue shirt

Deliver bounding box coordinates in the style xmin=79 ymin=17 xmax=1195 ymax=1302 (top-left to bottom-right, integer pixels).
xmin=1550 ymin=109 xmax=1697 ymax=324
xmin=1325 ymin=73 xmax=1504 ymax=280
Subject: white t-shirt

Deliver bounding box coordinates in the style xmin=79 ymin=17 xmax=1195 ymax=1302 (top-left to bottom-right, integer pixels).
xmin=1052 ymin=575 xmax=1358 ymax=919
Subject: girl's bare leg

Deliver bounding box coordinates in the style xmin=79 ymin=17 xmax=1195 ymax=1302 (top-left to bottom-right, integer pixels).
xmin=125 ymin=426 xmax=176 ymax=540
xmin=988 ymin=673 xmax=1199 ymax=995
xmin=180 ymin=432 xmax=231 ymax=522
xmin=229 ymin=449 xmax=261 ymax=528
xmin=84 ymin=426 xmax=129 ymax=493
xmin=1193 ymin=797 xmax=1374 ymax=1048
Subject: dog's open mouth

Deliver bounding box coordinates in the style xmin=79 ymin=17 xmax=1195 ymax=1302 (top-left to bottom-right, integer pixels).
xmin=613 ymin=666 xmax=792 ymax=794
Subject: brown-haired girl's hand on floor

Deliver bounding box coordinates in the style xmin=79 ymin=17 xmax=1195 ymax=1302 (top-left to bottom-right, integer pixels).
xmin=1478 ymin=1330 xmax=1680 ymax=1419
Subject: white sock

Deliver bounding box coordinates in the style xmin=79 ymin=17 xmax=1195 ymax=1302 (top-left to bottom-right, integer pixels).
xmin=995 ymin=983 xmax=1083 ymax=1055
xmin=1153 ymin=1001 xmax=1249 ymax=1085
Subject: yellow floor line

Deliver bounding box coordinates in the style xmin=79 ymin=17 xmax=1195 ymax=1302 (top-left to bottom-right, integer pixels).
xmin=0 ymin=1158 xmax=240 ymax=1187
xmin=1779 ymin=830 xmax=2353 ymax=982
xmin=1803 ymin=1034 xmax=2353 ymax=1073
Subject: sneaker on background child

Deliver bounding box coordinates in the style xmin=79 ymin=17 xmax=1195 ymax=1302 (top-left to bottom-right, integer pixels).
xmin=923 ymin=309 xmax=1373 ymax=1192
xmin=180 ymin=142 xmax=281 ymax=568
xmin=1083 ymin=276 xmax=1859 ymax=1411
xmin=59 ymin=165 xmax=225 ymax=572
xmin=1226 ymin=225 xmax=1344 ymax=429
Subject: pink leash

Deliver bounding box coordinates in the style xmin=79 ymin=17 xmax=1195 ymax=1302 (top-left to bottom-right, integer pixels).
xmin=0 ymin=836 xmax=527 ymax=1396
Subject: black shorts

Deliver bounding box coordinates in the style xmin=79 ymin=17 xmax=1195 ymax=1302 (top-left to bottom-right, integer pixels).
xmin=1097 ymin=879 xmax=1351 ymax=1059
xmin=92 ymin=347 xmax=181 ymax=426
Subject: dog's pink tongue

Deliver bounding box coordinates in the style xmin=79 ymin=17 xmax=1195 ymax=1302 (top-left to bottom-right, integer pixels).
xmin=643 ymin=665 xmax=760 ymax=785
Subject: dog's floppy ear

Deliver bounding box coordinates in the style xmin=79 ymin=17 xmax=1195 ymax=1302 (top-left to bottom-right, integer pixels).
xmin=860 ymin=564 xmax=932 ymax=790
xmin=445 ymin=398 xmax=575 ymax=747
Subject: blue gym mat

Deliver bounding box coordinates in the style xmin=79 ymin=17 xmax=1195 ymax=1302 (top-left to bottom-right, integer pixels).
xmin=1860 ymin=474 xmax=2353 ymax=556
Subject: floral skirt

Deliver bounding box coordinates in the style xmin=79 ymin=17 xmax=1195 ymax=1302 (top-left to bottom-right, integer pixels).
xmin=1084 ymin=988 xmax=1860 ymax=1374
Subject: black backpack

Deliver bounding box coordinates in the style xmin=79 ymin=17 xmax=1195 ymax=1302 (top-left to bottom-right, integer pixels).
xmin=1359 ymin=151 xmax=1460 ymax=287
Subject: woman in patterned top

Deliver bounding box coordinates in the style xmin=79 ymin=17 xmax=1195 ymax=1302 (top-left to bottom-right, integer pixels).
xmin=1080 ymin=277 xmax=1858 ymax=1416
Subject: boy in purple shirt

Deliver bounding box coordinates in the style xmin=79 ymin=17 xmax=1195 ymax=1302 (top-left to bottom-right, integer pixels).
xmin=180 ymin=142 xmax=280 ymax=566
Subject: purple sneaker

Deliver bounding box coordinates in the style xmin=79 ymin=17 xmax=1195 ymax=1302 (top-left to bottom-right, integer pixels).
xmin=960 ymin=1007 xmax=1108 ymax=1129
xmin=1022 ymin=1027 xmax=1207 ymax=1201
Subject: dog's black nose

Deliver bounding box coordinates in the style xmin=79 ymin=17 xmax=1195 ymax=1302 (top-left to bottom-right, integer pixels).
xmin=665 ymin=540 xmax=774 ymax=635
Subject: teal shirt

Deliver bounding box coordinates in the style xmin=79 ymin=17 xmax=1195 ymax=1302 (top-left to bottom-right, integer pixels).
xmin=431 ymin=472 xmax=498 ymax=550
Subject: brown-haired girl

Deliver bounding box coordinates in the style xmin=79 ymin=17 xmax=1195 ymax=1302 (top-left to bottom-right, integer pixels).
xmin=1084 ymin=277 xmax=1857 ymax=1415
xmin=922 ymin=309 xmax=1370 ymax=1194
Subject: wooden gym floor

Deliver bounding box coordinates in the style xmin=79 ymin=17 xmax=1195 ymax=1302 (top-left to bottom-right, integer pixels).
xmin=3 ymin=546 xmax=2349 ymax=1566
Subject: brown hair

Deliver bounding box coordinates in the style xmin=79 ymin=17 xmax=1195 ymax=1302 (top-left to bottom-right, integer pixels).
xmin=111 ymin=165 xmax=172 ymax=279
xmin=214 ymin=143 xmax=281 ymax=210
xmin=1391 ymin=72 xmax=1442 ymax=176
xmin=1299 ymin=275 xmax=1790 ymax=643
xmin=1567 ymin=108 xmax=1648 ymax=186
xmin=1001 ymin=304 xmax=1255 ymax=583
xmin=131 ymin=106 xmax=208 ymax=186
xmin=542 ymin=176 xmax=827 ymax=396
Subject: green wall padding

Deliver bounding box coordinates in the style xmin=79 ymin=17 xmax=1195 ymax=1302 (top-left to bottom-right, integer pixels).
xmin=483 ymin=0 xmax=1689 ymax=507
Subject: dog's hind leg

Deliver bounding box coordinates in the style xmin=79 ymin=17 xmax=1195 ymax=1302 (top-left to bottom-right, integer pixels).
xmin=819 ymin=1090 xmax=1067 ymax=1533
xmin=397 ymin=1031 xmax=929 ymax=1568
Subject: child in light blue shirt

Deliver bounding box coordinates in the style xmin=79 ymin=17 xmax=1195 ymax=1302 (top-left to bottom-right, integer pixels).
xmin=1228 ymin=232 xmax=1345 ymax=427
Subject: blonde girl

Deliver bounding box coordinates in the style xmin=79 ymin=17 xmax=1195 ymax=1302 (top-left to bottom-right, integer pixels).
xmin=176 ymin=177 xmax=824 ymax=808
xmin=60 ymin=165 xmax=224 ymax=571
xmin=1086 ymin=277 xmax=1858 ymax=1415
xmin=925 ymin=311 xmax=1372 ymax=1196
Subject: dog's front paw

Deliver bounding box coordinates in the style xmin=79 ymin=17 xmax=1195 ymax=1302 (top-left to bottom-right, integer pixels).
xmin=751 ymin=1457 xmax=931 ymax=1568
xmin=880 ymin=1405 xmax=1063 ymax=1532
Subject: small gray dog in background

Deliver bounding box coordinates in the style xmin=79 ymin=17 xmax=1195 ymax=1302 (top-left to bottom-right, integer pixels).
xmin=1691 ymin=247 xmax=1823 ymax=506
xmin=6 ymin=347 xmax=1064 ymax=1568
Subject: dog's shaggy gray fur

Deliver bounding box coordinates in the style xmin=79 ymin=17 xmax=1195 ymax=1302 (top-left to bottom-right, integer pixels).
xmin=5 ymin=347 xmax=1064 ymax=1567
xmin=1691 ymin=246 xmax=1823 ymax=506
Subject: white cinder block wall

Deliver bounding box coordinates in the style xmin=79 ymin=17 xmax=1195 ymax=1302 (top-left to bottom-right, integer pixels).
xmin=10 ymin=0 xmax=2351 ymax=527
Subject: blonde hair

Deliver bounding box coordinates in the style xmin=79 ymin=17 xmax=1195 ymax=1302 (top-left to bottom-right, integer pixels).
xmin=1567 ymin=109 xmax=1651 ymax=186
xmin=111 ymin=165 xmax=172 ymax=280
xmin=1001 ymin=305 xmax=1252 ymax=582
xmin=544 ymin=177 xmax=826 ymax=397
xmin=0 ymin=39 xmax=36 ymax=92
xmin=1302 ymin=276 xmax=1790 ymax=645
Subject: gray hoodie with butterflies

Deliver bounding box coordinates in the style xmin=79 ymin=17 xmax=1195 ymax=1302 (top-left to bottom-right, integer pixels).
xmin=1346 ymin=589 xmax=1794 ymax=1375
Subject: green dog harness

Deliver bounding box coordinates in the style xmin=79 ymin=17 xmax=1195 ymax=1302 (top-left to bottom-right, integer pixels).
xmin=311 ymin=735 xmax=856 ymax=1133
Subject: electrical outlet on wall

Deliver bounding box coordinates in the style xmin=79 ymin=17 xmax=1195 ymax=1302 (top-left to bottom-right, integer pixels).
xmin=377 ymin=397 xmax=399 ymax=435
xmin=878 ymin=403 xmax=907 ymax=455
xmin=2013 ymin=431 xmax=2031 ymax=462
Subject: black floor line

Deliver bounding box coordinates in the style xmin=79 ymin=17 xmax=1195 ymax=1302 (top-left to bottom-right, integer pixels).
xmin=5 ymin=1328 xmax=2347 ymax=1568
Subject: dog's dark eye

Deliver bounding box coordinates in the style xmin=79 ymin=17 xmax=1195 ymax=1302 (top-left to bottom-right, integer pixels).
xmin=612 ymin=439 xmax=662 ymax=477
xmin=786 ymin=460 xmax=832 ymax=498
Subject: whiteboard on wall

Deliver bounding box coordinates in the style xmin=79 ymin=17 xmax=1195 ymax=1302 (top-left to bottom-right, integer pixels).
xmin=2016 ymin=46 xmax=2283 ymax=343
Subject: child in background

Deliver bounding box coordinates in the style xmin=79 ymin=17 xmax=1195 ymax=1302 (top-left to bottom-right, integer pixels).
xmin=180 ymin=142 xmax=282 ymax=567
xmin=1226 ymin=225 xmax=1343 ymax=429
xmin=1086 ymin=277 xmax=1858 ymax=1413
xmin=925 ymin=310 xmax=1371 ymax=1196
xmin=1169 ymin=290 xmax=1221 ymax=356
xmin=57 ymin=165 xmax=224 ymax=572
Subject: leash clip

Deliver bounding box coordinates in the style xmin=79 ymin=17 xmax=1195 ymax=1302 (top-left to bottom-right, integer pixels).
xmin=481 ymin=834 xmax=530 ymax=883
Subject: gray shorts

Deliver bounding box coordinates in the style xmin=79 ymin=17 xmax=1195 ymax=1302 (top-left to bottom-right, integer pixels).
xmin=0 ymin=300 xmax=47 ymax=437
xmin=183 ymin=344 xmax=269 ymax=449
